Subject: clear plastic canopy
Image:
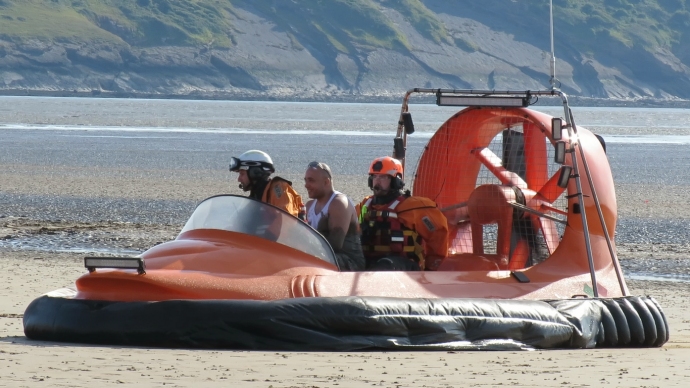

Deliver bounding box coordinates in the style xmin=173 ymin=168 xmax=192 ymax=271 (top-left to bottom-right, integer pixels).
xmin=180 ymin=195 xmax=336 ymax=266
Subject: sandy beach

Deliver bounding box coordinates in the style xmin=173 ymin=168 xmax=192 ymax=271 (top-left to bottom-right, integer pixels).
xmin=0 ymin=252 xmax=689 ymax=387
xmin=2 ymin=184 xmax=689 ymax=388
xmin=2 ymin=99 xmax=690 ymax=387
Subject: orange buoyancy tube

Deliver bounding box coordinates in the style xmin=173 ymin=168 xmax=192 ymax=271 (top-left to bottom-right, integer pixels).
xmin=359 ymin=195 xmax=425 ymax=268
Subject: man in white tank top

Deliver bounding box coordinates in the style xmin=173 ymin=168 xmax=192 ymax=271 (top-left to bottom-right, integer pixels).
xmin=304 ymin=161 xmax=365 ymax=271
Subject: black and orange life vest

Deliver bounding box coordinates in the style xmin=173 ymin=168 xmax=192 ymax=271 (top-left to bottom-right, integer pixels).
xmin=359 ymin=195 xmax=425 ymax=266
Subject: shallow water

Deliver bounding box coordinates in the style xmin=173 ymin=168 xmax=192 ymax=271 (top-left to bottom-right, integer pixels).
xmin=2 ymin=239 xmax=142 ymax=256
xmin=628 ymin=274 xmax=690 ymax=283
xmin=2 ymin=96 xmax=690 ymax=136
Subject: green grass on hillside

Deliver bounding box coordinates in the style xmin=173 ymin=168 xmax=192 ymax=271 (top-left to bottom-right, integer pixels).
xmin=0 ymin=0 xmax=123 ymax=44
xmin=382 ymin=0 xmax=449 ymax=44
xmin=0 ymin=0 xmax=687 ymax=58
xmin=107 ymin=0 xmax=235 ymax=47
xmin=237 ymin=0 xmax=410 ymax=51
xmin=554 ymin=0 xmax=682 ymax=49
xmin=0 ymin=0 xmax=236 ymax=47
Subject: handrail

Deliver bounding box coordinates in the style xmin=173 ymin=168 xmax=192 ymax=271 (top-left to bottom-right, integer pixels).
xmin=395 ymin=88 xmax=573 ymax=172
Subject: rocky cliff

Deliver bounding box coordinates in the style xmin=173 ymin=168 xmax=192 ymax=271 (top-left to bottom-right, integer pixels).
xmin=1 ymin=0 xmax=690 ymax=103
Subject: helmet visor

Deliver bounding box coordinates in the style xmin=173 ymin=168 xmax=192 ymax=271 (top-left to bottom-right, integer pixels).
xmin=229 ymin=157 xmax=241 ymax=172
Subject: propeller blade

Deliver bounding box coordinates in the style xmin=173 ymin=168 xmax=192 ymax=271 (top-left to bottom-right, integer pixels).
xmin=536 ymin=169 xmax=567 ymax=203
xmin=472 ymin=147 xmax=528 ymax=189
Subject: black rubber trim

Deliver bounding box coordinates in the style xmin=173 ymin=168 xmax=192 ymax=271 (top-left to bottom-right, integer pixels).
xmin=599 ymin=298 xmax=631 ymax=346
xmin=628 ymin=296 xmax=658 ymax=347
xmin=618 ymin=298 xmax=645 ymax=346
xmin=642 ymin=296 xmax=669 ymax=347
xmin=597 ymin=300 xmax=618 ymax=347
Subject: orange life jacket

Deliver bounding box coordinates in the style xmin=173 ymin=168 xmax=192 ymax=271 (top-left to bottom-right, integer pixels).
xmin=262 ymin=177 xmax=306 ymax=221
xmin=359 ymin=195 xmax=425 ymax=267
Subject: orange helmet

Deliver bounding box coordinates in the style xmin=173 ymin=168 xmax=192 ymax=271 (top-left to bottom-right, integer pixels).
xmin=368 ymin=156 xmax=404 ymax=190
xmin=369 ymin=156 xmax=403 ymax=178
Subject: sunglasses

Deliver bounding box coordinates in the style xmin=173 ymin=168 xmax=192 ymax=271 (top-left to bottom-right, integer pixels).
xmin=307 ymin=161 xmax=332 ymax=178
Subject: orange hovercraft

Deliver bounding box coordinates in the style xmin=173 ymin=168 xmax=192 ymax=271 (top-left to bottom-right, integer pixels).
xmin=24 ymin=89 xmax=668 ymax=351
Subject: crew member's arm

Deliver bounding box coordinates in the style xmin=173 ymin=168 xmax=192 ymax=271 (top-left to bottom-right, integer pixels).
xmin=325 ymin=194 xmax=352 ymax=251
xmin=304 ymin=199 xmax=315 ymax=225
xmin=443 ymin=204 xmax=469 ymax=226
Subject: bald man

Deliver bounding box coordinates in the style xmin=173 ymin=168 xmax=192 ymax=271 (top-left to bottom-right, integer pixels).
xmin=304 ymin=161 xmax=365 ymax=271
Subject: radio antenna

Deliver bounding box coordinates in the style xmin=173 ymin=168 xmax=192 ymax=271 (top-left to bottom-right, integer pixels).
xmin=549 ymin=0 xmax=558 ymax=90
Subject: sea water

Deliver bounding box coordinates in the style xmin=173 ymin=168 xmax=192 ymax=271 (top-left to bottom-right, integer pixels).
xmin=2 ymin=96 xmax=690 ymax=137
xmin=2 ymin=96 xmax=690 ymax=185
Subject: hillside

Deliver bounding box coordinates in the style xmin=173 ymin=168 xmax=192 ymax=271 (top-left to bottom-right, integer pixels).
xmin=1 ymin=0 xmax=689 ymax=103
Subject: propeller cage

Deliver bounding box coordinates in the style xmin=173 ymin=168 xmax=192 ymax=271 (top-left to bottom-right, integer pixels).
xmin=412 ymin=105 xmax=572 ymax=269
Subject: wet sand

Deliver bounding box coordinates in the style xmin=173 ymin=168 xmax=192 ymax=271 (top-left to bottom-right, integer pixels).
xmin=2 ymin=103 xmax=690 ymax=386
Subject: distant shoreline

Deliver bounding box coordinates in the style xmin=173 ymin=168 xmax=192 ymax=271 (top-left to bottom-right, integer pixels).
xmin=1 ymin=88 xmax=689 ymax=108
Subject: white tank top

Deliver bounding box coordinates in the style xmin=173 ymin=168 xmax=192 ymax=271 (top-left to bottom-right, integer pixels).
xmin=307 ymin=191 xmax=341 ymax=229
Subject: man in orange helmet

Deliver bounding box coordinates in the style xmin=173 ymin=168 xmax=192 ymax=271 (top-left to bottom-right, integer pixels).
xmin=229 ymin=150 xmax=306 ymax=220
xmin=358 ymin=156 xmax=449 ymax=271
